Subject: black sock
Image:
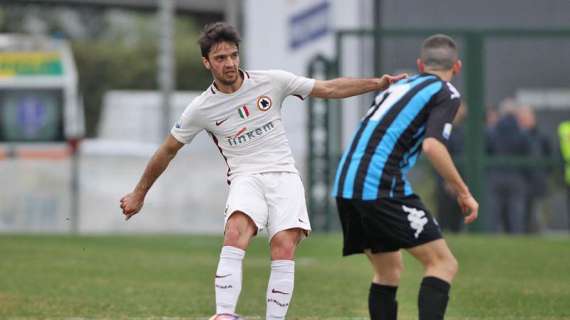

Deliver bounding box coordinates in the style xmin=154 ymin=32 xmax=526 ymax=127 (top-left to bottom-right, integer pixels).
xmin=418 ymin=276 xmax=451 ymax=320
xmin=369 ymin=283 xmax=398 ymax=320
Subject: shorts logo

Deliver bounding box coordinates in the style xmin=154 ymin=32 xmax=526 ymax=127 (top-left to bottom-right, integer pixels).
xmin=238 ymin=105 xmax=250 ymax=119
xmin=403 ymin=205 xmax=428 ymax=239
xmin=256 ymin=95 xmax=272 ymax=111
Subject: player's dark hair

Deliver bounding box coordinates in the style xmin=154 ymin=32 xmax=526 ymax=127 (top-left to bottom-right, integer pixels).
xmin=198 ymin=22 xmax=241 ymax=58
xmin=420 ymin=34 xmax=458 ymax=70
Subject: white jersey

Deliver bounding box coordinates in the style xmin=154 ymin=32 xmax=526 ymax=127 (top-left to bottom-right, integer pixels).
xmin=171 ymin=69 xmax=315 ymax=180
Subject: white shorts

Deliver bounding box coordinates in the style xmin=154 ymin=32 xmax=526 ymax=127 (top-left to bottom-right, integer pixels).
xmin=224 ymin=172 xmax=311 ymax=240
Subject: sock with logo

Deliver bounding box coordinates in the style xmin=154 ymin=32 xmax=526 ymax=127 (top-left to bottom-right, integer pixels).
xmin=215 ymin=246 xmax=245 ymax=315
xmin=266 ymin=260 xmax=295 ymax=320
xmin=418 ymin=276 xmax=451 ymax=320
xmin=369 ymin=283 xmax=398 ymax=320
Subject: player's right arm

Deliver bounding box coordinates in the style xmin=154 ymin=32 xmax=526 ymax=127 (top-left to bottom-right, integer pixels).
xmin=120 ymin=134 xmax=184 ymax=220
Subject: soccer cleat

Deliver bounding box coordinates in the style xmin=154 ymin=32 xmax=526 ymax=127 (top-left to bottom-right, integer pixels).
xmin=208 ymin=313 xmax=244 ymax=320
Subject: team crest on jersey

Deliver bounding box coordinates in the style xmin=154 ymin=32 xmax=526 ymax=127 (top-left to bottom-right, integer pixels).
xmin=238 ymin=105 xmax=250 ymax=119
xmin=256 ymin=96 xmax=272 ymax=111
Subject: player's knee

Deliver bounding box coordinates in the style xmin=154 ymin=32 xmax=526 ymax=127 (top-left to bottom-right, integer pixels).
xmin=224 ymin=225 xmax=254 ymax=249
xmin=375 ymin=269 xmax=402 ymax=285
xmin=224 ymin=212 xmax=257 ymax=248
xmin=394 ymin=261 xmax=405 ymax=279
xmin=223 ymin=227 xmax=242 ymax=246
xmin=434 ymin=254 xmax=458 ymax=279
xmin=446 ymin=255 xmax=459 ymax=278
xmin=270 ymin=240 xmax=297 ymax=260
xmin=374 ymin=261 xmax=404 ymax=284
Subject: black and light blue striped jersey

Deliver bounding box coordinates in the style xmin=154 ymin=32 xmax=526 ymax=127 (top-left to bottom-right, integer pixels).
xmin=332 ymin=73 xmax=461 ymax=200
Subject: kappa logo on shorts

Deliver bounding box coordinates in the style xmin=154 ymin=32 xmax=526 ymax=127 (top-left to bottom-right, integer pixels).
xmin=402 ymin=205 xmax=428 ymax=239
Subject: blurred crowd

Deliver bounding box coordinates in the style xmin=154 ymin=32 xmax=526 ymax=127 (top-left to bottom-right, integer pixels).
xmin=435 ymin=98 xmax=553 ymax=234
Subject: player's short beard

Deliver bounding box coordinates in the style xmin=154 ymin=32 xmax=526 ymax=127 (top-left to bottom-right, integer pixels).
xmin=217 ymin=69 xmax=239 ymax=86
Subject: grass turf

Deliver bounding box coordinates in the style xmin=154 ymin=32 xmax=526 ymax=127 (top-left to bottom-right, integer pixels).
xmin=1 ymin=234 xmax=569 ymax=319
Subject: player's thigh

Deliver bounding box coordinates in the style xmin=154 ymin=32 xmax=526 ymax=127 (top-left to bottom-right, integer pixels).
xmin=365 ymin=249 xmax=403 ymax=285
xmin=368 ymin=196 xmax=442 ymax=250
xmin=263 ymin=173 xmax=311 ymax=241
xmin=225 ymin=175 xmax=269 ymax=232
xmin=336 ymin=198 xmax=368 ymax=255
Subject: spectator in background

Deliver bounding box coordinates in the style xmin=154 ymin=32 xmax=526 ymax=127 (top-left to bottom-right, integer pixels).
xmin=485 ymin=105 xmax=499 ymax=129
xmin=435 ymin=101 xmax=467 ymax=233
xmin=486 ymin=99 xmax=532 ymax=234
xmin=517 ymin=106 xmax=552 ymax=233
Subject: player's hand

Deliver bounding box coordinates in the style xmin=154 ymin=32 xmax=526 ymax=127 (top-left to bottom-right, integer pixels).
xmin=120 ymin=191 xmax=145 ymax=221
xmin=378 ymin=73 xmax=408 ymax=90
xmin=457 ymin=193 xmax=479 ymax=224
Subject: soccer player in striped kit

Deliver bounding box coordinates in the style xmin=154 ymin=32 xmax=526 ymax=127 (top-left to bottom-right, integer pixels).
xmin=120 ymin=22 xmax=405 ymax=319
xmin=333 ymin=34 xmax=479 ymax=320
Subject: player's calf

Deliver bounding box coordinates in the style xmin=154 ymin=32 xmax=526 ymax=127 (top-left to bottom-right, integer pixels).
xmin=266 ymin=260 xmax=295 ymax=320
xmin=215 ymin=246 xmax=246 ymax=315
xmin=408 ymin=239 xmax=458 ymax=320
xmin=366 ymin=251 xmax=403 ymax=320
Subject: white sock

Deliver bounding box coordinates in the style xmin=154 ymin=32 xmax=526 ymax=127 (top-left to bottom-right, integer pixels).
xmin=266 ymin=260 xmax=295 ymax=320
xmin=215 ymin=246 xmax=245 ymax=314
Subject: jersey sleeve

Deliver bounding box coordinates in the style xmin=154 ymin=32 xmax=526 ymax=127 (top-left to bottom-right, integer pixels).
xmin=425 ymin=82 xmax=461 ymax=145
xmin=170 ymin=100 xmax=204 ymax=144
xmin=268 ymin=69 xmax=315 ymax=100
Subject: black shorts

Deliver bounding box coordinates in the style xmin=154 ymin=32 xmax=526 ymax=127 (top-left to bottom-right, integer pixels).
xmin=336 ymin=196 xmax=443 ymax=256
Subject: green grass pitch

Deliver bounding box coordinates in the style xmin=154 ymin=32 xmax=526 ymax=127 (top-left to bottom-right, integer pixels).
xmin=1 ymin=234 xmax=569 ymax=319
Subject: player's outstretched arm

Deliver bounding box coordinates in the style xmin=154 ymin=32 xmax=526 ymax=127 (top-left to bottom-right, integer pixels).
xmin=309 ymin=73 xmax=407 ymax=99
xmin=120 ymin=134 xmax=184 ymax=220
xmin=422 ymin=137 xmax=479 ymax=224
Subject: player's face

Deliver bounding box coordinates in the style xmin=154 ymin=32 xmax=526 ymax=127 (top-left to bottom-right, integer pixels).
xmin=203 ymin=41 xmax=240 ymax=86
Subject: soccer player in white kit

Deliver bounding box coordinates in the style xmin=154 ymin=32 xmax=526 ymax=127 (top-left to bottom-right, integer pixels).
xmin=120 ymin=22 xmax=405 ymax=320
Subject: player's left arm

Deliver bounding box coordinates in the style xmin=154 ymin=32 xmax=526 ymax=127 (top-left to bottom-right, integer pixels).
xmin=422 ymin=138 xmax=478 ymax=224
xmin=422 ymin=85 xmax=478 ymax=224
xmin=309 ymin=73 xmax=407 ymax=99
